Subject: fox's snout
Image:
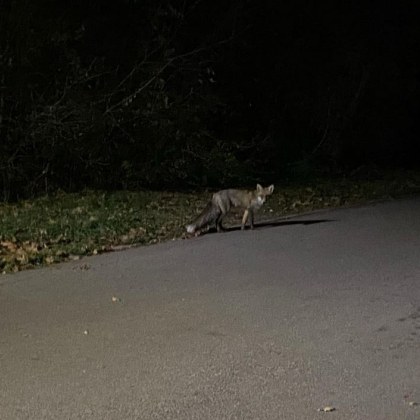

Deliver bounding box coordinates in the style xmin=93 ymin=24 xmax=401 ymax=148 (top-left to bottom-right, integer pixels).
xmin=257 ymin=196 xmax=265 ymax=205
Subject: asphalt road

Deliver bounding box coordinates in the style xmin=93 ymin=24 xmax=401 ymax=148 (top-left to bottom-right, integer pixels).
xmin=1 ymin=198 xmax=420 ymax=420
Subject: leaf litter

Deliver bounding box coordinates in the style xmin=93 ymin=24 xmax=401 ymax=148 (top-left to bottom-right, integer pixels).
xmin=1 ymin=170 xmax=419 ymax=273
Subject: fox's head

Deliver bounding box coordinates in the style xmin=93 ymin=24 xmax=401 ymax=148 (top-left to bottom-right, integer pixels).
xmin=255 ymin=184 xmax=274 ymax=205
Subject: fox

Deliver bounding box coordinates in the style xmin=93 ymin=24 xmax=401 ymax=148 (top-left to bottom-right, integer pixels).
xmin=186 ymin=184 xmax=274 ymax=235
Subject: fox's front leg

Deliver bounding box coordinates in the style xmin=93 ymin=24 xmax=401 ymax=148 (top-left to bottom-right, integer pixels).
xmin=241 ymin=209 xmax=249 ymax=230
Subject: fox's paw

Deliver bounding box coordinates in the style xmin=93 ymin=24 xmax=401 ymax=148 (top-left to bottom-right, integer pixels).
xmin=185 ymin=229 xmax=203 ymax=238
xmin=186 ymin=224 xmax=196 ymax=234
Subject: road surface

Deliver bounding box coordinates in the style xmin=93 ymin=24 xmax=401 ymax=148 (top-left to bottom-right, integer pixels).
xmin=1 ymin=198 xmax=420 ymax=419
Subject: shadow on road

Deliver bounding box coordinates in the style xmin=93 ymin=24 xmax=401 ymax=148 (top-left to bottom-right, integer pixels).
xmin=204 ymin=218 xmax=334 ymax=234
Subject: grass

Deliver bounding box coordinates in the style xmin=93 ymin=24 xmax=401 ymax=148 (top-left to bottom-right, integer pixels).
xmin=1 ymin=169 xmax=420 ymax=273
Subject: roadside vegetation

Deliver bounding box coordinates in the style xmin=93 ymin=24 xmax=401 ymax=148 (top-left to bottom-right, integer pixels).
xmin=2 ymin=3 xmax=419 ymax=275
xmin=1 ymin=169 xmax=419 ymax=274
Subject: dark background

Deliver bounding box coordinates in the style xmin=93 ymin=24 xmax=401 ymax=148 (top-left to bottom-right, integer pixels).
xmin=0 ymin=0 xmax=419 ymax=200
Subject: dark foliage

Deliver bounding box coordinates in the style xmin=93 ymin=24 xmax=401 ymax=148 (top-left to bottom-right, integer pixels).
xmin=0 ymin=0 xmax=419 ymax=200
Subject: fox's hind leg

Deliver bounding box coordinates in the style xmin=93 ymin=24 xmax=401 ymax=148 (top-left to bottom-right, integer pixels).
xmin=214 ymin=197 xmax=229 ymax=233
xmin=215 ymin=213 xmax=226 ymax=232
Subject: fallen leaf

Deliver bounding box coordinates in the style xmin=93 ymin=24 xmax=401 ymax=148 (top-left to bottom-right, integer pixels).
xmin=23 ymin=241 xmax=40 ymax=253
xmin=318 ymin=406 xmax=336 ymax=412
xmin=71 ymin=206 xmax=84 ymax=215
xmin=1 ymin=241 xmax=17 ymax=252
xmin=15 ymin=249 xmax=29 ymax=264
xmin=45 ymin=256 xmax=55 ymax=264
xmin=56 ymin=250 xmax=68 ymax=257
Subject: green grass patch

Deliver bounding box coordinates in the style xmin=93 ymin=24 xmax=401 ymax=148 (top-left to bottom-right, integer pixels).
xmin=1 ymin=169 xmax=420 ymax=273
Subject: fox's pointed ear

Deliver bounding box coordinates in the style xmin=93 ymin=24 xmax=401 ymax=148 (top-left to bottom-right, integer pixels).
xmin=256 ymin=184 xmax=263 ymax=192
xmin=267 ymin=184 xmax=274 ymax=194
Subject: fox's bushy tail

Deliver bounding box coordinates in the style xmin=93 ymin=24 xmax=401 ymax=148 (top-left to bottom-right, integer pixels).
xmin=186 ymin=201 xmax=221 ymax=234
